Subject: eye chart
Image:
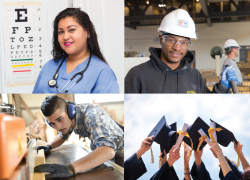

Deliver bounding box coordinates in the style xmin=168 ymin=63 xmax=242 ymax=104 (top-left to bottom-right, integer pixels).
xmin=3 ymin=2 xmax=43 ymax=85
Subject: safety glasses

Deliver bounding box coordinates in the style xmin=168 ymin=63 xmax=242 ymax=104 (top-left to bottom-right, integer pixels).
xmin=162 ymin=35 xmax=192 ymax=50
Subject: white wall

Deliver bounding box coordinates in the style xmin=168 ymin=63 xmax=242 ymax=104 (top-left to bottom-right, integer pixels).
xmin=0 ymin=0 xmax=124 ymax=93
xmin=125 ymin=21 xmax=250 ymax=71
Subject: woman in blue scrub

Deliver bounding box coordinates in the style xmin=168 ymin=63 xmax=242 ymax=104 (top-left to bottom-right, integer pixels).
xmin=33 ymin=8 xmax=119 ymax=93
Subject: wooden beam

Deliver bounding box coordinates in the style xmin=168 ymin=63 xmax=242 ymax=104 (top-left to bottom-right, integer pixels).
xmin=33 ymin=149 xmax=45 ymax=180
xmin=8 ymin=94 xmax=13 ymax=104
xmin=20 ymin=96 xmax=36 ymax=120
xmin=13 ymin=94 xmax=21 ymax=117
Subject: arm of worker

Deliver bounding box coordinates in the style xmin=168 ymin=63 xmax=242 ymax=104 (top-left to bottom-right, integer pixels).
xmin=234 ymin=141 xmax=250 ymax=171
xmin=213 ymin=65 xmax=238 ymax=93
xmin=210 ymin=143 xmax=233 ymax=177
xmin=71 ymin=146 xmax=115 ymax=173
xmin=34 ymin=145 xmax=115 ymax=178
xmin=36 ymin=135 xmax=65 ymax=155
xmin=49 ymin=134 xmax=66 ymax=149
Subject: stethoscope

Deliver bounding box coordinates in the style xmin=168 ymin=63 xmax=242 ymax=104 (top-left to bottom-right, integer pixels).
xmin=48 ymin=55 xmax=92 ymax=93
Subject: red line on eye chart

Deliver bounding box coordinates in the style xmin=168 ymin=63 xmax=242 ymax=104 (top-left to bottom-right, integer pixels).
xmin=13 ymin=70 xmax=31 ymax=73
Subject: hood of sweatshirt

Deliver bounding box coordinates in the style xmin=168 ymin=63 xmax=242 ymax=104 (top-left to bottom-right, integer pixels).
xmin=149 ymin=47 xmax=195 ymax=73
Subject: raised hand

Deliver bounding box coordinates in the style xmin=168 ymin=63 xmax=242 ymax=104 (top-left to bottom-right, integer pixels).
xmin=168 ymin=145 xmax=181 ymax=167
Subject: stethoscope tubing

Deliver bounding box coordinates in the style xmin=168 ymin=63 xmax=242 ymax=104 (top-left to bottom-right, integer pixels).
xmin=49 ymin=54 xmax=92 ymax=93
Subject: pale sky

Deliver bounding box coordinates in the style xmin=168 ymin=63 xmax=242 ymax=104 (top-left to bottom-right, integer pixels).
xmin=125 ymin=94 xmax=250 ymax=180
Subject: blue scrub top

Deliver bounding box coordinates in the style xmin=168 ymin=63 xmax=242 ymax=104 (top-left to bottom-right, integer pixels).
xmin=32 ymin=55 xmax=119 ymax=93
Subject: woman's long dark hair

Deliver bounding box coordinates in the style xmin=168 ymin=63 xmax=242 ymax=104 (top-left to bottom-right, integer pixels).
xmin=51 ymin=8 xmax=107 ymax=64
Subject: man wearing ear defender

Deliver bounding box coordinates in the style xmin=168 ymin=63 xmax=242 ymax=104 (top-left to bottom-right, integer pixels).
xmin=125 ymin=9 xmax=238 ymax=93
xmin=34 ymin=95 xmax=124 ymax=178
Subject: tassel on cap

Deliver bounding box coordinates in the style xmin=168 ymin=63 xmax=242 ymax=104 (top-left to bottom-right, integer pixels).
xmin=177 ymin=130 xmax=193 ymax=157
xmin=150 ymin=146 xmax=154 ymax=164
xmin=208 ymin=127 xmax=222 ymax=143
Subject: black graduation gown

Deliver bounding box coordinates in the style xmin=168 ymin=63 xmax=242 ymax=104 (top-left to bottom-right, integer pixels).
xmin=125 ymin=153 xmax=147 ymax=180
xmin=219 ymin=159 xmax=243 ymax=180
xmin=125 ymin=153 xmax=180 ymax=180
xmin=190 ymin=161 xmax=212 ymax=180
xmin=223 ymin=171 xmax=240 ymax=180
xmin=150 ymin=161 xmax=179 ymax=180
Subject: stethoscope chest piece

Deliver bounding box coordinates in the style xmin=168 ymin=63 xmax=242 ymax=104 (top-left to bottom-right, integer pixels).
xmin=48 ymin=79 xmax=57 ymax=87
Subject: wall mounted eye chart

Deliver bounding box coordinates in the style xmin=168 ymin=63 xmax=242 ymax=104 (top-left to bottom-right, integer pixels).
xmin=3 ymin=2 xmax=43 ymax=85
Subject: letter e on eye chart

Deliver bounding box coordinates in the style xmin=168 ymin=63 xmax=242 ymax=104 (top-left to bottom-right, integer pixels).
xmin=3 ymin=2 xmax=43 ymax=85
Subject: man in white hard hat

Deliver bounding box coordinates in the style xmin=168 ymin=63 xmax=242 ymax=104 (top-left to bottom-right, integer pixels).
xmin=125 ymin=9 xmax=238 ymax=93
xmin=223 ymin=39 xmax=242 ymax=85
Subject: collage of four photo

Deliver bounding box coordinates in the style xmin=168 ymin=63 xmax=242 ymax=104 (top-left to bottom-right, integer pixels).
xmin=0 ymin=0 xmax=250 ymax=180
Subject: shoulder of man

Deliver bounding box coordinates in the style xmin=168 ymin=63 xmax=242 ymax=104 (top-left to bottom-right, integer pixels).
xmin=223 ymin=58 xmax=233 ymax=64
xmin=126 ymin=61 xmax=152 ymax=79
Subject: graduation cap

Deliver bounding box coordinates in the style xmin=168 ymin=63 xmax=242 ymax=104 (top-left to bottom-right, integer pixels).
xmin=184 ymin=117 xmax=210 ymax=152
xmin=148 ymin=116 xmax=178 ymax=160
xmin=210 ymin=119 xmax=237 ymax=147
xmin=210 ymin=119 xmax=240 ymax=167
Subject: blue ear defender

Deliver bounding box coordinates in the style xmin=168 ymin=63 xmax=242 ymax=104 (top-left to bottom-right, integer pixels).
xmin=46 ymin=102 xmax=76 ymax=128
xmin=66 ymin=103 xmax=76 ymax=120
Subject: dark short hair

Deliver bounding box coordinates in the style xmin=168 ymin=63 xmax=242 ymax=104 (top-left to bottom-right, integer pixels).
xmin=244 ymin=168 xmax=250 ymax=180
xmin=41 ymin=95 xmax=67 ymax=117
xmin=225 ymin=49 xmax=233 ymax=55
xmin=51 ymin=8 xmax=107 ymax=64
xmin=225 ymin=47 xmax=238 ymax=55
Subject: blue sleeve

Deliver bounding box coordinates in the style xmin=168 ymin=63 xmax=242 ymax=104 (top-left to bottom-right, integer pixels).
xmin=125 ymin=153 xmax=147 ymax=180
xmin=91 ymin=68 xmax=119 ymax=93
xmin=191 ymin=161 xmax=212 ymax=180
xmin=223 ymin=171 xmax=240 ymax=180
xmin=32 ymin=71 xmax=42 ymax=93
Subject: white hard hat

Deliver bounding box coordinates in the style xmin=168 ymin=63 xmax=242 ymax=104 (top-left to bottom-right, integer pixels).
xmin=224 ymin=39 xmax=240 ymax=51
xmin=157 ymin=9 xmax=197 ymax=40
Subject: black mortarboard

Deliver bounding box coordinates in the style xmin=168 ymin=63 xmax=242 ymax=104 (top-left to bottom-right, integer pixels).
xmin=184 ymin=117 xmax=210 ymax=151
xmin=210 ymin=119 xmax=237 ymax=147
xmin=148 ymin=116 xmax=177 ymax=154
